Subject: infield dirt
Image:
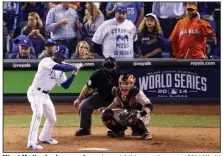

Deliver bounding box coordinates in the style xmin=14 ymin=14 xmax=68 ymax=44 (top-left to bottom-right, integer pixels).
xmin=3 ymin=103 xmax=220 ymax=152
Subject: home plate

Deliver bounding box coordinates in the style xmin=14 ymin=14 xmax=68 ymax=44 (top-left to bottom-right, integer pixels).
xmin=78 ymin=148 xmax=108 ymax=151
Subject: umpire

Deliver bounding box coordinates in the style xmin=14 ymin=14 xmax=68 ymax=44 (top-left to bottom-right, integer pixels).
xmin=74 ymin=57 xmax=120 ymax=136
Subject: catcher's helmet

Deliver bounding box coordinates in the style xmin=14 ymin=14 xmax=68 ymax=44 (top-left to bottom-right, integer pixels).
xmin=119 ymin=73 xmax=136 ymax=95
xmin=54 ymin=45 xmax=69 ymax=58
xmin=102 ymin=56 xmax=117 ymax=72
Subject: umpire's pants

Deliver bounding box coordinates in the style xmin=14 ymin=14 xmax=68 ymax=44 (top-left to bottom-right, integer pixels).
xmin=79 ymin=92 xmax=111 ymax=130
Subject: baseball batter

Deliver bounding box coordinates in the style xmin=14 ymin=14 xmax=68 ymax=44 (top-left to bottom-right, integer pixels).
xmin=92 ymin=5 xmax=137 ymax=59
xmin=100 ymin=73 xmax=153 ymax=140
xmin=27 ymin=45 xmax=82 ymax=150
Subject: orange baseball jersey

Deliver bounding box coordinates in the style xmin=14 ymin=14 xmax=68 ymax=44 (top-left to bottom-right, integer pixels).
xmin=169 ymin=18 xmax=213 ymax=59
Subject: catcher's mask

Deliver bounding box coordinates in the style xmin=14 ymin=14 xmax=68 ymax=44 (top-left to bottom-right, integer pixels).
xmin=119 ymin=73 xmax=136 ymax=96
xmin=101 ymin=56 xmax=117 ymax=73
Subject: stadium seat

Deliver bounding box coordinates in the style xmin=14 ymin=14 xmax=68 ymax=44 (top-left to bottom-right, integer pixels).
xmin=208 ymin=21 xmax=216 ymax=34
xmin=163 ymin=39 xmax=172 ymax=53
xmin=161 ymin=51 xmax=171 ymax=58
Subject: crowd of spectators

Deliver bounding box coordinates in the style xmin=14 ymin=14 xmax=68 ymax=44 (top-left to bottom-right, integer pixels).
xmin=3 ymin=2 xmax=220 ymax=60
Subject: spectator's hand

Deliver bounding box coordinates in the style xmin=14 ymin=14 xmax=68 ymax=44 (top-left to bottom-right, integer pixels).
xmin=29 ymin=30 xmax=37 ymax=37
xmin=76 ymin=21 xmax=83 ymax=29
xmin=60 ymin=19 xmax=70 ymax=25
xmin=34 ymin=30 xmax=42 ymax=36
xmin=114 ymin=3 xmax=120 ymax=10
xmin=7 ymin=34 xmax=13 ymax=39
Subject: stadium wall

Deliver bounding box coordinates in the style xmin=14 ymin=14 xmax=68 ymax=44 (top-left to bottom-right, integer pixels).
xmin=3 ymin=59 xmax=220 ymax=104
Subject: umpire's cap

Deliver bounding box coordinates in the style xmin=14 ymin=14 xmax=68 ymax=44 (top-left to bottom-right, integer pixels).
xmin=102 ymin=56 xmax=117 ymax=72
xmin=54 ymin=45 xmax=69 ymax=58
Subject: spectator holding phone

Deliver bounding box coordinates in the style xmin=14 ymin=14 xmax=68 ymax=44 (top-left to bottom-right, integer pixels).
xmin=169 ymin=2 xmax=214 ymax=59
xmin=21 ymin=12 xmax=46 ymax=42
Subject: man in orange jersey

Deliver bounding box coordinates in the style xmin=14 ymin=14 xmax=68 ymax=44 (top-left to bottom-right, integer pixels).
xmin=169 ymin=2 xmax=214 ymax=59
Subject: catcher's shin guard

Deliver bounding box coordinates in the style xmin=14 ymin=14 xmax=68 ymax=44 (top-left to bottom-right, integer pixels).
xmin=130 ymin=118 xmax=149 ymax=136
xmin=101 ymin=109 xmax=127 ymax=134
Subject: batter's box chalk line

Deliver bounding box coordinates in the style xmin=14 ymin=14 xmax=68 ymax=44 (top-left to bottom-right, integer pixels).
xmin=78 ymin=148 xmax=108 ymax=151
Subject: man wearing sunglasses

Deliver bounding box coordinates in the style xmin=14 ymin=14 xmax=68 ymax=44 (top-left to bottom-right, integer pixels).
xmin=169 ymin=2 xmax=214 ymax=59
xmin=74 ymin=56 xmax=120 ymax=136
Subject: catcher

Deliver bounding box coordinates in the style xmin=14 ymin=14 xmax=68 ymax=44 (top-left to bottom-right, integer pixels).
xmin=100 ymin=73 xmax=153 ymax=140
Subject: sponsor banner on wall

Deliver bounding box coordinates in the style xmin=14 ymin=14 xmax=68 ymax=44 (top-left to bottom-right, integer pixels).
xmin=125 ymin=68 xmax=220 ymax=98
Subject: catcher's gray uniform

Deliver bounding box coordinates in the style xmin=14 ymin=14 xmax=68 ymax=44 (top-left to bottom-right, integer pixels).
xmin=112 ymin=90 xmax=151 ymax=126
xmin=101 ymin=86 xmax=153 ymax=139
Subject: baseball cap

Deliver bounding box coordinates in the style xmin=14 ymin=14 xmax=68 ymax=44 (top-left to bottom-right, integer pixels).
xmin=146 ymin=13 xmax=158 ymax=21
xmin=14 ymin=35 xmax=32 ymax=47
xmin=115 ymin=5 xmax=127 ymax=14
xmin=44 ymin=39 xmax=57 ymax=46
xmin=186 ymin=3 xmax=198 ymax=10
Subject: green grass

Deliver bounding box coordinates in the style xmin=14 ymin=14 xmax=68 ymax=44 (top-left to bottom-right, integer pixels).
xmin=4 ymin=115 xmax=220 ymax=128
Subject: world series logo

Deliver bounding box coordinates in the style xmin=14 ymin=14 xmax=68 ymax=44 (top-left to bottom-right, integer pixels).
xmin=138 ymin=71 xmax=207 ymax=98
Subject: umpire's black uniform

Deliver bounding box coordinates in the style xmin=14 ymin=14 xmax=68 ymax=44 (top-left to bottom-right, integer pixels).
xmin=75 ymin=57 xmax=119 ymax=136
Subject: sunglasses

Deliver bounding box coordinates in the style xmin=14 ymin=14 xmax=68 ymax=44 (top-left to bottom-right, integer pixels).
xmin=187 ymin=8 xmax=195 ymax=12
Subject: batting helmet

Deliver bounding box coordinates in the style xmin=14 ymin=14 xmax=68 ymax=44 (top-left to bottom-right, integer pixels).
xmin=102 ymin=56 xmax=117 ymax=72
xmin=54 ymin=45 xmax=69 ymax=58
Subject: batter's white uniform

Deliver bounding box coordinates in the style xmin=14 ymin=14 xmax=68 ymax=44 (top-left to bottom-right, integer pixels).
xmin=27 ymin=57 xmax=68 ymax=146
xmin=92 ymin=18 xmax=137 ymax=59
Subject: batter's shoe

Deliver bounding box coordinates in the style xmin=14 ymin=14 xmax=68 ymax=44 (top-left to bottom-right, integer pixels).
xmin=107 ymin=130 xmax=125 ymax=138
xmin=27 ymin=144 xmax=43 ymax=150
xmin=40 ymin=138 xmax=58 ymax=144
xmin=75 ymin=128 xmax=91 ymax=136
xmin=141 ymin=130 xmax=152 ymax=140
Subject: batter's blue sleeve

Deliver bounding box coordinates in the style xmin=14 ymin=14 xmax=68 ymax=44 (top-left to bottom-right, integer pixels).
xmin=53 ymin=64 xmax=76 ymax=72
xmin=61 ymin=74 xmax=75 ymax=89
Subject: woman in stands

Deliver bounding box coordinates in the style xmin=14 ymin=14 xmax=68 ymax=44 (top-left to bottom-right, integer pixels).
xmin=137 ymin=13 xmax=164 ymax=58
xmin=71 ymin=41 xmax=101 ymax=59
xmin=78 ymin=2 xmax=104 ymax=53
xmin=21 ymin=12 xmax=46 ymax=42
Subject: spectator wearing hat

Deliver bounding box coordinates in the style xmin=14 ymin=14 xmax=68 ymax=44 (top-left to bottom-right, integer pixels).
xmin=137 ymin=13 xmax=164 ymax=58
xmin=152 ymin=2 xmax=185 ymax=38
xmin=38 ymin=39 xmax=57 ymax=59
xmin=46 ymin=2 xmax=81 ymax=58
xmin=93 ymin=5 xmax=137 ymax=59
xmin=6 ymin=35 xmax=36 ymax=59
xmin=169 ymin=2 xmax=214 ymax=59
xmin=106 ymin=2 xmax=144 ymax=28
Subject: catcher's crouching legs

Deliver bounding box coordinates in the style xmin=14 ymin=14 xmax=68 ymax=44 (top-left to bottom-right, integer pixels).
xmin=127 ymin=118 xmax=152 ymax=140
xmin=101 ymin=109 xmax=127 ymax=138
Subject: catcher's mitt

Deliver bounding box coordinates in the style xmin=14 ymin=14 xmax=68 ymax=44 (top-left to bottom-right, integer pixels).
xmin=119 ymin=109 xmax=150 ymax=126
xmin=118 ymin=109 xmax=139 ymax=126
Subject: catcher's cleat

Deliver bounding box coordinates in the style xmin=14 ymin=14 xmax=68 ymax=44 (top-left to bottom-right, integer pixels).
xmin=107 ymin=130 xmax=125 ymax=138
xmin=131 ymin=128 xmax=141 ymax=136
xmin=141 ymin=130 xmax=152 ymax=140
xmin=75 ymin=128 xmax=91 ymax=136
xmin=27 ymin=144 xmax=43 ymax=150
xmin=40 ymin=138 xmax=58 ymax=144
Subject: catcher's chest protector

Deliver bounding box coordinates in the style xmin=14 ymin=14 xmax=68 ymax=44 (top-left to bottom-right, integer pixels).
xmin=116 ymin=87 xmax=142 ymax=110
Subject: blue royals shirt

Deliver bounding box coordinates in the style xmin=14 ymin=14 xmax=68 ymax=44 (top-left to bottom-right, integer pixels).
xmin=138 ymin=31 xmax=164 ymax=58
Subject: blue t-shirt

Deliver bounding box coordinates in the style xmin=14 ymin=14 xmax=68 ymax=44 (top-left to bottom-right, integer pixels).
xmin=139 ymin=31 xmax=164 ymax=58
xmin=106 ymin=2 xmax=144 ymax=24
